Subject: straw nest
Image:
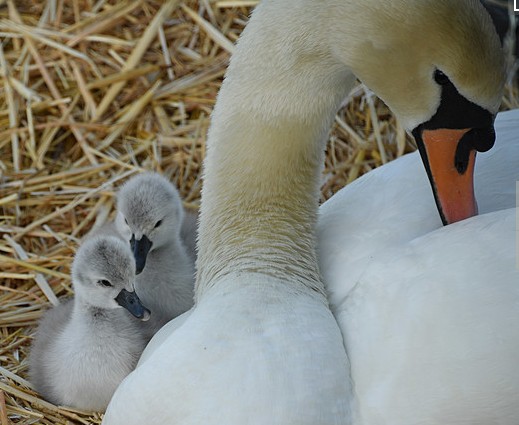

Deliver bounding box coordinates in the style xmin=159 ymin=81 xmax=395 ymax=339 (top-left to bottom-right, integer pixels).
xmin=0 ymin=0 xmax=517 ymax=423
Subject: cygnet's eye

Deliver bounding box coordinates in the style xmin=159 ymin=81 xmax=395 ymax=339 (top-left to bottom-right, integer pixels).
xmin=434 ymin=69 xmax=449 ymax=85
xmin=154 ymin=220 xmax=162 ymax=229
xmin=124 ymin=217 xmax=129 ymax=225
xmin=98 ymin=279 xmax=112 ymax=287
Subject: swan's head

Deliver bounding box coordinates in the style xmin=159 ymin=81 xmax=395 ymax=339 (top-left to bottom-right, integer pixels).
xmin=331 ymin=0 xmax=505 ymax=224
xmin=115 ymin=172 xmax=184 ymax=274
xmin=72 ymin=236 xmax=150 ymax=320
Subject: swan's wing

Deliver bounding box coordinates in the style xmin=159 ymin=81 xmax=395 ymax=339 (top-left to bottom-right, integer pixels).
xmin=340 ymin=208 xmax=519 ymax=424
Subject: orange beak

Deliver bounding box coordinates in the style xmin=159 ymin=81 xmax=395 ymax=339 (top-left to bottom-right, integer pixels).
xmin=421 ymin=128 xmax=477 ymax=225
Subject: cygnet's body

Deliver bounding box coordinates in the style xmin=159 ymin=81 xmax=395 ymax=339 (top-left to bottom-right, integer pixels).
xmin=29 ymin=236 xmax=150 ymax=412
xmin=180 ymin=208 xmax=198 ymax=262
xmin=115 ymin=173 xmax=195 ymax=337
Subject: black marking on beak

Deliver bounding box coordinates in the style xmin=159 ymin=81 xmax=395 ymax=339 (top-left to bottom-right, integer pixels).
xmin=115 ymin=289 xmax=150 ymax=321
xmin=454 ymin=127 xmax=495 ymax=174
xmin=130 ymin=234 xmax=153 ymax=274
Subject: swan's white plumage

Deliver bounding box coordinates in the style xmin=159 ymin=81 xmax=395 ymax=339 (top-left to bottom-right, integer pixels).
xmin=335 ymin=208 xmax=518 ymax=424
xmin=475 ymin=110 xmax=519 ymax=213
xmin=103 ymin=0 xmax=509 ymax=423
xmin=318 ymin=109 xmax=519 ymax=424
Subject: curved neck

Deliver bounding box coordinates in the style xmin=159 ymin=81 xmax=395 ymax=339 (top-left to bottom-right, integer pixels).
xmin=195 ymin=1 xmax=355 ymax=299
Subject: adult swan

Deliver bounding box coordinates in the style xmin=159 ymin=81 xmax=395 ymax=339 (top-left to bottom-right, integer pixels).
xmin=103 ymin=0 xmax=508 ymax=423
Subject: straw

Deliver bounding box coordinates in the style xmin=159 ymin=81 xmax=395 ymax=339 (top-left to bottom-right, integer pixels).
xmin=4 ymin=235 xmax=59 ymax=306
xmin=0 ymin=1 xmax=516 ymax=424
xmin=93 ymin=0 xmax=181 ymax=120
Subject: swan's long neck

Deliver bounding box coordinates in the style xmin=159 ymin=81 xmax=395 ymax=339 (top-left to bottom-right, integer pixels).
xmin=195 ymin=1 xmax=355 ymax=299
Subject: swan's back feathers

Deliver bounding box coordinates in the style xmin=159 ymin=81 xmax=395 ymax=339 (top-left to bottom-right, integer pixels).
xmin=476 ymin=109 xmax=519 ymax=213
xmin=341 ymin=209 xmax=519 ymax=424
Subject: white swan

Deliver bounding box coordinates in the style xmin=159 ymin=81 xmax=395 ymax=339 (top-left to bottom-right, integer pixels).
xmin=29 ymin=236 xmax=150 ymax=412
xmin=103 ymin=0 xmax=507 ymax=423
xmin=115 ymin=172 xmax=195 ymax=338
xmin=318 ymin=109 xmax=519 ymax=424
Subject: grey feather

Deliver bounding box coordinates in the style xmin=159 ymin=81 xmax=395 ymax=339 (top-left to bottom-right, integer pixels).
xmin=180 ymin=208 xmax=199 ymax=262
xmin=115 ymin=172 xmax=196 ymax=339
xmin=28 ymin=236 xmax=148 ymax=412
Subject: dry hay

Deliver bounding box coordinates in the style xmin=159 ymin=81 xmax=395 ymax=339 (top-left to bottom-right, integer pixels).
xmin=0 ymin=0 xmax=517 ymax=423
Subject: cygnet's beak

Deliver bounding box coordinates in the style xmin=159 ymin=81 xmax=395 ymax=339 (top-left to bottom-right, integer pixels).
xmin=115 ymin=289 xmax=151 ymax=321
xmin=130 ymin=234 xmax=153 ymax=274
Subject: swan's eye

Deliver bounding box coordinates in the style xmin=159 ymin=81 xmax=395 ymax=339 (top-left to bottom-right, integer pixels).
xmin=434 ymin=70 xmax=449 ymax=85
xmin=98 ymin=279 xmax=112 ymax=287
xmin=154 ymin=220 xmax=162 ymax=229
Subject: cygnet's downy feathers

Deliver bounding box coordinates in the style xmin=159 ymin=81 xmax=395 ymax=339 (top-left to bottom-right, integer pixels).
xmin=115 ymin=173 xmax=195 ymax=337
xmin=29 ymin=236 xmax=150 ymax=412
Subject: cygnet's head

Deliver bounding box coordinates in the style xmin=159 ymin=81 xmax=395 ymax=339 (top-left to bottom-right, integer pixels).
xmin=72 ymin=236 xmax=150 ymax=321
xmin=115 ymin=172 xmax=184 ymax=274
